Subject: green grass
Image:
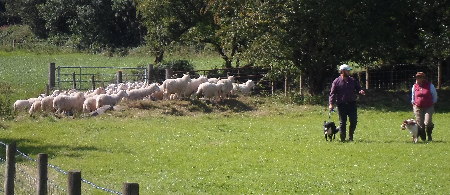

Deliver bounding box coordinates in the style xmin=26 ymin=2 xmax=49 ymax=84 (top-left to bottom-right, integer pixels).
xmin=0 ymin=50 xmax=223 ymax=100
xmin=1 ymin=98 xmax=449 ymax=194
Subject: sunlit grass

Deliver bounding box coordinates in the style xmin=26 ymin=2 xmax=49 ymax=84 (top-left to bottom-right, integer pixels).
xmin=0 ymin=50 xmax=223 ymax=100
xmin=1 ymin=102 xmax=449 ymax=194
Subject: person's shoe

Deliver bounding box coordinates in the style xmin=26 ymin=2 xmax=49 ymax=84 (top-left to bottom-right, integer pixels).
xmin=340 ymin=133 xmax=346 ymax=142
xmin=426 ymin=125 xmax=433 ymax=141
xmin=418 ymin=127 xmax=426 ymax=141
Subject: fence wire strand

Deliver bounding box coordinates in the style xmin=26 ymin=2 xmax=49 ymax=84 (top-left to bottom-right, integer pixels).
xmin=0 ymin=141 xmax=122 ymax=194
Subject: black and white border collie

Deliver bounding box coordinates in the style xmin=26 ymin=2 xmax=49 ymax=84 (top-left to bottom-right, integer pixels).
xmin=323 ymin=121 xmax=339 ymax=141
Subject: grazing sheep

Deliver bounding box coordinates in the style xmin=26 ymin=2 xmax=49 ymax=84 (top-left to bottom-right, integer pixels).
xmin=13 ymin=100 xmax=32 ymax=111
xmin=184 ymin=75 xmax=208 ymax=98
xmin=52 ymin=92 xmax=85 ymax=114
xmin=85 ymin=87 xmax=106 ymax=98
xmin=126 ymin=83 xmax=160 ymax=100
xmin=150 ymin=85 xmax=164 ymax=101
xmin=96 ymin=90 xmax=128 ymax=108
xmin=195 ymin=82 xmax=224 ymax=102
xmin=162 ymin=74 xmax=191 ymax=100
xmin=208 ymin=78 xmax=220 ymax=83
xmin=40 ymin=96 xmax=55 ymax=112
xmin=28 ymin=100 xmax=42 ymax=115
xmin=83 ymin=95 xmax=99 ymax=113
xmin=232 ymin=80 xmax=255 ymax=95
xmin=217 ymin=76 xmax=235 ymax=99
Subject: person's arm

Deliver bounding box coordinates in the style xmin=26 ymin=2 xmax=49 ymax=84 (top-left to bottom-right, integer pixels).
xmin=329 ymin=80 xmax=337 ymax=110
xmin=355 ymin=78 xmax=365 ymax=95
xmin=430 ymin=84 xmax=438 ymax=104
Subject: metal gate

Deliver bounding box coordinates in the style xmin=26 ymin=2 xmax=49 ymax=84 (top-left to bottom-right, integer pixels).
xmin=56 ymin=66 xmax=147 ymax=90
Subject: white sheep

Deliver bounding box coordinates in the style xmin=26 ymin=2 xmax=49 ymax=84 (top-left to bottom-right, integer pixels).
xmin=96 ymin=90 xmax=128 ymax=108
xmin=217 ymin=76 xmax=235 ymax=99
xmin=126 ymin=83 xmax=160 ymax=100
xmin=161 ymin=74 xmax=191 ymax=100
xmin=150 ymin=85 xmax=164 ymax=101
xmin=28 ymin=100 xmax=42 ymax=115
xmin=13 ymin=100 xmax=32 ymax=111
xmin=232 ymin=80 xmax=255 ymax=95
xmin=85 ymin=87 xmax=106 ymax=98
xmin=13 ymin=97 xmax=41 ymax=112
xmin=40 ymin=96 xmax=55 ymax=112
xmin=83 ymin=95 xmax=99 ymax=113
xmin=195 ymin=82 xmax=224 ymax=102
xmin=52 ymin=92 xmax=85 ymax=114
xmin=208 ymin=78 xmax=220 ymax=83
xmin=184 ymin=75 xmax=208 ymax=98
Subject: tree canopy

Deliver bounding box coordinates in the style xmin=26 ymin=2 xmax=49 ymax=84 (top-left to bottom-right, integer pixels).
xmin=2 ymin=0 xmax=448 ymax=94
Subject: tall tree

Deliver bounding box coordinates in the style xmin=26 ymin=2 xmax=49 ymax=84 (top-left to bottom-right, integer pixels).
xmin=3 ymin=0 xmax=46 ymax=37
xmin=137 ymin=0 xmax=206 ymax=64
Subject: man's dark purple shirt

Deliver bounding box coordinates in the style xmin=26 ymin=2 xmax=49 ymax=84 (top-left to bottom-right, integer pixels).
xmin=329 ymin=76 xmax=362 ymax=105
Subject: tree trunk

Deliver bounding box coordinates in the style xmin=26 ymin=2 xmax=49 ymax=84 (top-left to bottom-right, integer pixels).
xmin=437 ymin=60 xmax=442 ymax=89
xmin=154 ymin=50 xmax=164 ymax=64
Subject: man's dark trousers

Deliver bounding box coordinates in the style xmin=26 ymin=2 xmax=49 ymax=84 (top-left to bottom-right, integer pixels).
xmin=338 ymin=101 xmax=358 ymax=141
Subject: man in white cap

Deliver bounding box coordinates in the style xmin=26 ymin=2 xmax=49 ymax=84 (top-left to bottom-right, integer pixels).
xmin=329 ymin=64 xmax=365 ymax=142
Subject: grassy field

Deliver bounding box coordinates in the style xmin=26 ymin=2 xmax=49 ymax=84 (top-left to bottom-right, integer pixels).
xmin=1 ymin=50 xmax=449 ymax=194
xmin=1 ymin=96 xmax=449 ymax=194
xmin=0 ymin=50 xmax=222 ymax=100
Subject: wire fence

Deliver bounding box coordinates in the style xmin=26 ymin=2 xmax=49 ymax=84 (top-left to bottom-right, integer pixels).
xmin=0 ymin=141 xmax=123 ymax=194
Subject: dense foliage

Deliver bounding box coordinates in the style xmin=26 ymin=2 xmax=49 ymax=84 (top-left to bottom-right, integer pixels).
xmin=1 ymin=0 xmax=448 ymax=94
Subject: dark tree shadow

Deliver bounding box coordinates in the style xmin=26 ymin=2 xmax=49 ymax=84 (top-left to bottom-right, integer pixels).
xmin=0 ymin=138 xmax=102 ymax=162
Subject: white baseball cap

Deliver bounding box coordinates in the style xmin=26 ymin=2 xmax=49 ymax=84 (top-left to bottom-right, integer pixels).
xmin=339 ymin=64 xmax=352 ymax=71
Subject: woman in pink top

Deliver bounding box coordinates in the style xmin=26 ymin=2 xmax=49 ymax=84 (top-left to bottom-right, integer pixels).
xmin=411 ymin=72 xmax=438 ymax=141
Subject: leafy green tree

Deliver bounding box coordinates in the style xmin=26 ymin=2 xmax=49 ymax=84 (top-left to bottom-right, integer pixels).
xmin=39 ymin=0 xmax=143 ymax=50
xmin=2 ymin=0 xmax=45 ymax=37
xmin=111 ymin=0 xmax=144 ymax=47
xmin=137 ymin=0 xmax=206 ymax=64
xmin=188 ymin=0 xmax=253 ymax=68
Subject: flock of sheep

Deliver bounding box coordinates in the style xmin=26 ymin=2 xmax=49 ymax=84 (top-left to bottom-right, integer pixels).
xmin=13 ymin=74 xmax=256 ymax=116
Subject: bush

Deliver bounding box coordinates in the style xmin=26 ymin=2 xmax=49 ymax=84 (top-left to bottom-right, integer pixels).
xmin=0 ymin=25 xmax=37 ymax=47
xmin=157 ymin=60 xmax=195 ymax=72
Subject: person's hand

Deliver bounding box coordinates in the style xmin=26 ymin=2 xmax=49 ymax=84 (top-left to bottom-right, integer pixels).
xmin=359 ymin=90 xmax=366 ymax=95
xmin=329 ymin=104 xmax=334 ymax=111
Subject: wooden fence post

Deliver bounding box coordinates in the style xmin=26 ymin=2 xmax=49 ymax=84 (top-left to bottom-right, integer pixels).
xmin=123 ymin=183 xmax=139 ymax=195
xmin=117 ymin=71 xmax=123 ymax=84
xmin=49 ymin=63 xmax=56 ymax=89
xmin=148 ymin=64 xmax=154 ymax=83
xmin=438 ymin=61 xmax=442 ymax=89
xmin=72 ymin=72 xmax=77 ymax=89
xmin=365 ymin=68 xmax=370 ymax=89
xmin=165 ymin=68 xmax=173 ymax=80
xmin=299 ymin=73 xmax=303 ymax=96
xmin=38 ymin=153 xmax=48 ymax=195
xmin=46 ymin=84 xmax=50 ymax=96
xmin=284 ymin=74 xmax=288 ymax=97
xmin=4 ymin=142 xmax=16 ymax=195
xmin=91 ymin=75 xmax=96 ymax=90
xmin=68 ymin=170 xmax=81 ymax=195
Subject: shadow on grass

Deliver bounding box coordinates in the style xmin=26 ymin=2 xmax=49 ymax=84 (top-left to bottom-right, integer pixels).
xmin=188 ymin=99 xmax=254 ymax=113
xmin=354 ymin=139 xmax=447 ymax=144
xmin=0 ymin=138 xmax=102 ymax=162
xmin=358 ymin=89 xmax=450 ymax=113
